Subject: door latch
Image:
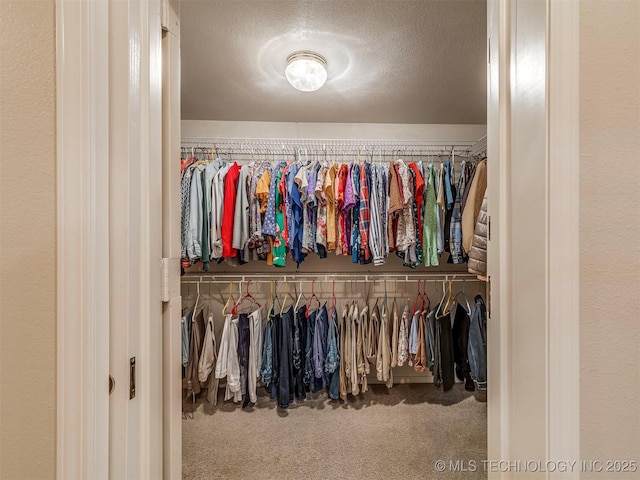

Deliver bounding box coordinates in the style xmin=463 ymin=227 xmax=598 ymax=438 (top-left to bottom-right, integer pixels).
xmin=130 ymin=357 xmax=136 ymax=399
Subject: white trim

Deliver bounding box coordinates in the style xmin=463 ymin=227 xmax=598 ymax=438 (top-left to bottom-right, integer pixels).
xmin=486 ymin=0 xmax=513 ymax=473
xmin=547 ymin=0 xmax=580 ymax=473
xmin=161 ymin=4 xmax=183 ymax=475
xmin=56 ymin=0 xmax=110 ymax=478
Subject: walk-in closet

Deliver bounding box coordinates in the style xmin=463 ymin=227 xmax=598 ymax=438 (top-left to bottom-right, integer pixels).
xmin=178 ymin=1 xmax=489 ymax=479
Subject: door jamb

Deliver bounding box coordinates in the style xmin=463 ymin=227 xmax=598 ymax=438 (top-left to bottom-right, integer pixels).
xmin=56 ymin=0 xmax=110 ymax=478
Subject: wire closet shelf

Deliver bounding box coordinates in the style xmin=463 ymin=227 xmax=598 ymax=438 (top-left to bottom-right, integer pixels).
xmin=180 ymin=136 xmax=487 ymax=160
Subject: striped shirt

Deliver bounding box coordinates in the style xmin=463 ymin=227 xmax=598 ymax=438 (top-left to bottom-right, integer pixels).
xmin=359 ymin=163 xmax=371 ymax=261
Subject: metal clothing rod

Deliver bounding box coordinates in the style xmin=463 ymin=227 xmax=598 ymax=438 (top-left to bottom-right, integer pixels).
xmin=181 ymin=272 xmax=479 ymax=284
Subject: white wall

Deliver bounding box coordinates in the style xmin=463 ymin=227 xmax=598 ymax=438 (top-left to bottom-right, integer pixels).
xmin=182 ymin=120 xmax=486 ymax=143
xmin=0 ymin=1 xmax=57 ymax=478
xmin=580 ymin=1 xmax=640 ymax=476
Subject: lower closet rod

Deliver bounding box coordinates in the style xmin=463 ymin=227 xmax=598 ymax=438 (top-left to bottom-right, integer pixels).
xmin=181 ymin=272 xmax=479 ymax=284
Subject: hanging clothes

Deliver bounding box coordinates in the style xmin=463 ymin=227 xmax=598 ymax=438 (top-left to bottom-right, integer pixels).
xmin=185 ymin=307 xmax=205 ymax=397
xmin=313 ymin=305 xmax=329 ymax=388
xmin=221 ymin=162 xmax=241 ymax=259
xmin=422 ymin=164 xmax=439 ymax=267
xmin=349 ymin=302 xmax=360 ymax=396
xmin=413 ymin=310 xmax=427 ymax=373
xmin=181 ymin=150 xmax=486 ymax=272
xmin=396 ymin=303 xmax=410 ymax=367
xmin=237 ymin=313 xmax=251 ymax=406
xmin=293 ymin=305 xmax=307 ymax=400
xmin=187 ymin=166 xmax=204 ymax=261
xmin=449 ymin=161 xmax=467 ymax=264
xmin=468 ymin=195 xmax=488 ymax=277
xmin=198 ymin=309 xmax=219 ymax=405
xmin=214 ymin=314 xmax=242 ymax=403
xmin=468 ymin=294 xmax=487 ymax=390
xmin=390 ymin=299 xmax=400 ymax=368
xmin=180 ymin=164 xmax=196 ymax=267
xmin=452 ymin=302 xmax=475 ymax=391
xmin=271 ymin=167 xmax=287 ymax=267
xmin=366 ymin=302 xmax=380 ymax=366
xmin=339 ymin=303 xmax=350 ymax=400
xmin=376 ymin=300 xmax=393 ymax=387
xmin=461 ymin=159 xmax=487 ymax=254
xmin=304 ymin=308 xmax=320 ymax=391
xmin=211 ymin=164 xmax=231 ymax=260
xmin=357 ymin=303 xmax=369 ymax=393
xmin=326 ymin=305 xmax=341 ymax=400
xmin=438 ymin=309 xmax=455 ymax=392
xmin=232 ymin=165 xmax=251 ymax=264
xmin=248 ymin=308 xmax=264 ymax=404
xmin=278 ymin=307 xmax=295 ymax=408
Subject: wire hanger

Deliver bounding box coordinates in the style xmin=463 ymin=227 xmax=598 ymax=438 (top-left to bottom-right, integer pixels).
xmin=455 ymin=279 xmax=472 ymax=316
xmin=268 ymin=280 xmax=275 ymax=313
xmin=330 ymin=279 xmax=336 ymax=313
xmin=231 ymin=280 xmax=261 ymax=315
xmin=435 ymin=279 xmax=447 ymax=318
xmin=412 ymin=279 xmax=422 ymax=313
xmin=294 ymin=281 xmax=306 ymax=312
xmin=280 ymin=278 xmax=291 ymax=316
xmin=307 ymin=279 xmax=320 ymax=312
xmin=191 ymin=283 xmax=201 ymax=323
xmin=441 ymin=276 xmax=456 ymax=316
xmin=222 ymin=281 xmax=235 ymax=316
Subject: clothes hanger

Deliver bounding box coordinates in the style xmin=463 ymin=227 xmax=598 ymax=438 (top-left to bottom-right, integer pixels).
xmin=422 ymin=279 xmax=431 ymax=312
xmin=442 ymin=277 xmax=456 ymax=316
xmin=294 ymin=281 xmax=305 ymax=312
xmin=383 ymin=278 xmax=388 ymax=307
xmin=412 ymin=279 xmax=422 ymax=314
xmin=435 ymin=279 xmax=447 ymax=318
xmin=306 ymin=280 xmax=320 ymax=312
xmin=231 ymin=280 xmax=261 ymax=315
xmin=222 ymin=281 xmax=235 ymax=316
xmin=330 ymin=279 xmax=336 ymax=313
xmin=455 ymin=279 xmax=473 ymax=316
xmin=191 ymin=283 xmax=201 ymax=323
xmin=280 ymin=278 xmax=291 ymax=316
xmin=268 ymin=280 xmax=275 ymax=313
xmin=419 ymin=279 xmax=426 ymax=313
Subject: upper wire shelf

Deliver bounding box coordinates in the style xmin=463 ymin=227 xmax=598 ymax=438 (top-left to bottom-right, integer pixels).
xmin=180 ymin=136 xmax=487 ymax=159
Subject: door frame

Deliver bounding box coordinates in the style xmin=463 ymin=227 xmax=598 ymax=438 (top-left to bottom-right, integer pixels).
xmin=56 ymin=0 xmax=164 ymax=478
xmin=56 ymin=0 xmax=581 ymax=478
xmin=56 ymin=0 xmax=110 ymax=477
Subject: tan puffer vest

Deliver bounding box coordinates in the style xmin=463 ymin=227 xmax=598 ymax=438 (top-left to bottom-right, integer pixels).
xmin=468 ymin=195 xmax=488 ymax=277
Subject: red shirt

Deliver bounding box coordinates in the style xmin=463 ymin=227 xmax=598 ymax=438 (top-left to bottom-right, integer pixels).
xmin=221 ymin=163 xmax=241 ymax=258
xmin=408 ymin=162 xmax=425 ymax=245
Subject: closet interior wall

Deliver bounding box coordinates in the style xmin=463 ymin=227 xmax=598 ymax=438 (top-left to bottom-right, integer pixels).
xmin=180 ymin=120 xmax=487 ymax=385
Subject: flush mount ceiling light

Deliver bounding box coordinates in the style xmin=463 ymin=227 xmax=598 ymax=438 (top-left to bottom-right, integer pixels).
xmin=285 ymin=51 xmax=327 ymax=92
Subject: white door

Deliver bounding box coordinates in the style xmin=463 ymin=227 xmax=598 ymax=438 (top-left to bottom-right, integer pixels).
xmin=108 ymin=0 xmax=164 ymax=478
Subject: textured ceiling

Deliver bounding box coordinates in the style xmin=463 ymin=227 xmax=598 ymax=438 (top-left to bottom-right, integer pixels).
xmin=181 ymin=0 xmax=487 ymax=124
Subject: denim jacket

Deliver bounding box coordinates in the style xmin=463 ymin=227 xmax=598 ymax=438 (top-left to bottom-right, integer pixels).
xmin=259 ymin=311 xmax=274 ymax=385
xmin=325 ymin=306 xmax=340 ymax=374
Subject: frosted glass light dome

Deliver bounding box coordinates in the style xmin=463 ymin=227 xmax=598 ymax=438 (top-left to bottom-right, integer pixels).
xmin=285 ymin=51 xmax=327 ymax=92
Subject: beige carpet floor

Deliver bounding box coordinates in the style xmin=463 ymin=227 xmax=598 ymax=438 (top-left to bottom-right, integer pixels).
xmin=182 ymin=384 xmax=487 ymax=480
